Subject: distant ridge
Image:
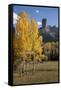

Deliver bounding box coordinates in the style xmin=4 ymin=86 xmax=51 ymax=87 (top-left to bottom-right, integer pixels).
xmin=38 ymin=26 xmax=58 ymax=42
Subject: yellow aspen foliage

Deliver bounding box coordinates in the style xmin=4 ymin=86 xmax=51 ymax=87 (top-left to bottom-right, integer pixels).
xmin=31 ymin=19 xmax=43 ymax=54
xmin=13 ymin=11 xmax=44 ymax=60
xmin=15 ymin=12 xmax=32 ymax=53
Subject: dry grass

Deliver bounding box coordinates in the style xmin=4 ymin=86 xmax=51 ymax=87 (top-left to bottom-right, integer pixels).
xmin=13 ymin=61 xmax=59 ymax=85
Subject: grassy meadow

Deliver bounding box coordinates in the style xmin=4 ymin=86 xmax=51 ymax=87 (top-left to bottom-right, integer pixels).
xmin=13 ymin=61 xmax=59 ymax=85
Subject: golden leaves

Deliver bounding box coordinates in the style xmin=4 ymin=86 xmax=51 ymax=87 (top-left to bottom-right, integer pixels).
xmin=13 ymin=11 xmax=43 ymax=58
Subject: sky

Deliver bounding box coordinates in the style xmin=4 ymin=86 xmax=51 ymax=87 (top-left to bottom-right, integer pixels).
xmin=13 ymin=5 xmax=59 ymax=27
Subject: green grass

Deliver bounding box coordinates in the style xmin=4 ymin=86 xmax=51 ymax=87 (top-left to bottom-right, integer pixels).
xmin=13 ymin=61 xmax=59 ymax=85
